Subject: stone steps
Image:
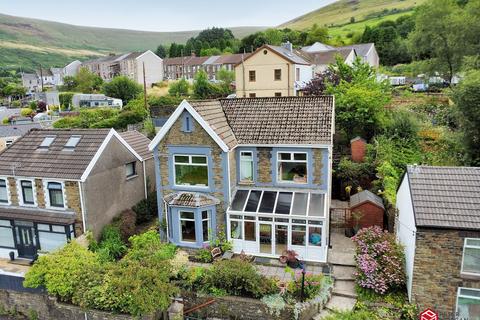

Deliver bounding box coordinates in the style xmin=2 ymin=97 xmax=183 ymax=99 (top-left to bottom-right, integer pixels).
xmin=333 ymin=280 xmax=357 ymax=299
xmin=325 ymin=295 xmax=357 ymax=312
xmin=331 ymin=265 xmax=356 ymax=281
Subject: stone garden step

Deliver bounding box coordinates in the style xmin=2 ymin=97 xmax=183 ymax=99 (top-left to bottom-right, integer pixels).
xmin=313 ymin=308 xmax=332 ymax=320
xmin=332 ymin=265 xmax=356 ymax=280
xmin=325 ymin=295 xmax=357 ymax=312
xmin=334 ymin=280 xmax=356 ymax=294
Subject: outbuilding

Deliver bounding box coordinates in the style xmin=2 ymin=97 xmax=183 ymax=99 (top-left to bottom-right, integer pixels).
xmin=348 ymin=190 xmax=385 ymax=229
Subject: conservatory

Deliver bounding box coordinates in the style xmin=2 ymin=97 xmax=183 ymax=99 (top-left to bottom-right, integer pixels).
xmin=226 ymin=189 xmax=328 ymax=262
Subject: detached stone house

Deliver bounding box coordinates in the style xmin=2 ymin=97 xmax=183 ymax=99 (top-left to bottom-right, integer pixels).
xmin=396 ymin=166 xmax=480 ymax=318
xmin=0 ymin=128 xmax=151 ymax=260
xmin=149 ymin=97 xmax=334 ymax=262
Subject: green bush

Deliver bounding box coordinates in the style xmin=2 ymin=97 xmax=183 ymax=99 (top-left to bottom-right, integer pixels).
xmin=287 ymin=274 xmax=333 ymax=301
xmin=117 ymin=209 xmax=137 ymax=243
xmin=24 ymin=241 xmax=103 ymax=302
xmin=20 ymin=108 xmax=34 ymax=117
xmin=195 ymin=248 xmax=213 ymax=263
xmin=126 ymin=230 xmax=176 ymax=262
xmin=132 ymin=192 xmax=158 ymax=224
xmin=59 ymin=92 xmax=75 ymax=109
xmin=102 ymin=76 xmax=142 ymax=104
xmin=95 ymin=225 xmax=127 ymax=262
xmin=168 ymin=78 xmax=190 ymax=97
xmin=203 ymin=259 xmax=276 ymax=298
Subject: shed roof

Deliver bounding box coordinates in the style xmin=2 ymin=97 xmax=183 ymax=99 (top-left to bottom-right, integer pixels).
xmin=350 ymin=190 xmax=385 ymax=210
xmin=406 ymin=165 xmax=480 ymax=230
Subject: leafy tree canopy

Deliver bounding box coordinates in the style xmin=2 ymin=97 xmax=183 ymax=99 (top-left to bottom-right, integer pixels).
xmin=102 ymin=75 xmax=142 ymax=104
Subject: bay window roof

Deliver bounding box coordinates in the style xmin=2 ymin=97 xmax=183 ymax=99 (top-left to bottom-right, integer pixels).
xmin=228 ymin=189 xmax=326 ymax=217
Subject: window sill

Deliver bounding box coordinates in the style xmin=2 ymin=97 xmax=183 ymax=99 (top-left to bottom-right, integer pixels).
xmin=126 ymin=175 xmax=138 ymax=181
xmin=460 ymin=272 xmax=480 ymax=280
xmin=238 ymin=180 xmax=255 ymax=186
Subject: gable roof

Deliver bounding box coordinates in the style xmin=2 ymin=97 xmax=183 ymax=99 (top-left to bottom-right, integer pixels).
xmin=406 ymin=165 xmax=480 ymax=230
xmin=0 ymin=128 xmax=141 ymax=181
xmin=239 ymin=45 xmax=312 ymax=66
xmin=302 ymin=42 xmax=336 ymax=53
xmin=339 ymin=43 xmax=375 ymax=57
xmin=221 ymin=96 xmax=334 ymax=145
xmin=350 ymin=190 xmax=385 ymax=210
xmin=306 ymin=48 xmax=355 ymax=66
xmin=149 ymin=96 xmax=335 ymax=151
xmin=119 ymin=130 xmax=153 ymax=161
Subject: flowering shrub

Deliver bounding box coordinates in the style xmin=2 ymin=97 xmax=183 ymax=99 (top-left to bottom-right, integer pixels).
xmin=352 ymin=226 xmax=405 ymax=294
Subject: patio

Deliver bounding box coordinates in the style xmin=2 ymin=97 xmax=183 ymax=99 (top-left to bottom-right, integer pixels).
xmin=0 ymin=258 xmax=30 ymax=276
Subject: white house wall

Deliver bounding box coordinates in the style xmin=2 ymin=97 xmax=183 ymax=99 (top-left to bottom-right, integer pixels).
xmin=294 ymin=64 xmax=313 ymax=92
xmin=396 ymin=174 xmax=417 ymax=302
xmin=136 ymin=51 xmax=164 ymax=87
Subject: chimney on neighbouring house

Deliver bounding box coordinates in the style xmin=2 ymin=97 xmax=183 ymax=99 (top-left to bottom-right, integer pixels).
xmin=351 ymin=137 xmax=367 ymax=163
xmin=282 ymin=41 xmax=293 ymax=52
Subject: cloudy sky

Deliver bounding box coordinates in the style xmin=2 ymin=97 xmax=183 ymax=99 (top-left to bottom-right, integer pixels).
xmin=0 ymin=0 xmax=337 ymax=31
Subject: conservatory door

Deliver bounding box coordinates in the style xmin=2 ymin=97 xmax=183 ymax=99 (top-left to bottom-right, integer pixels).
xmin=259 ymin=223 xmax=273 ymax=255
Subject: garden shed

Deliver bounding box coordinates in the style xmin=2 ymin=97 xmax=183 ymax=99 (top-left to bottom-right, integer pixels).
xmin=348 ymin=190 xmax=385 ymax=229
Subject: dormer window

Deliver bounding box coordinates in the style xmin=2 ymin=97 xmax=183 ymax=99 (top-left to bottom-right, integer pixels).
xmin=39 ymin=136 xmax=56 ymax=149
xmin=64 ymin=135 xmax=81 ymax=150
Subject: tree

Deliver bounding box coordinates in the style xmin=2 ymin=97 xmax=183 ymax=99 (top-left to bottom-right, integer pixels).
xmin=193 ymin=70 xmax=212 ymax=99
xmin=155 ymin=45 xmax=167 ymax=59
xmin=61 ymin=76 xmax=78 ymax=91
xmin=168 ymin=78 xmax=189 ymax=97
xmin=217 ymin=67 xmax=235 ymax=94
xmin=102 ymin=76 xmax=142 ymax=104
xmin=408 ymin=0 xmax=477 ymax=83
xmin=76 ymin=67 xmax=103 ymax=93
xmin=453 ymin=70 xmax=480 ymax=165
xmin=305 ymin=24 xmax=329 ymax=46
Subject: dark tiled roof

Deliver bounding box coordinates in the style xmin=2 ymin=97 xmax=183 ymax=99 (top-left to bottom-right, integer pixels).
xmin=189 ymin=100 xmax=238 ymax=149
xmin=0 ymin=206 xmax=76 ymax=225
xmin=164 ymin=192 xmax=220 ymax=207
xmin=350 ymin=190 xmax=385 ymax=210
xmin=407 ymin=165 xmax=480 ymax=230
xmin=0 ymin=129 xmax=110 ymax=180
xmin=220 ymin=96 xmax=334 ymax=145
xmin=119 ymin=130 xmax=153 ymax=160
xmin=214 ymin=53 xmax=251 ymax=64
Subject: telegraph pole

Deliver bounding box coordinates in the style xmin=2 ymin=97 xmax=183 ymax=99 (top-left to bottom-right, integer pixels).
xmin=39 ymin=65 xmax=44 ymax=92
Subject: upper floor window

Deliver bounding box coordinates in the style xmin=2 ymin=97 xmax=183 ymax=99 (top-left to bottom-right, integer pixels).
xmin=20 ymin=180 xmax=34 ymax=205
xmin=249 ymin=70 xmax=256 ymax=82
xmin=47 ymin=182 xmax=64 ymax=208
xmin=174 ymin=155 xmax=208 ymax=187
xmin=239 ymin=151 xmax=254 ymax=183
xmin=296 ymin=68 xmax=300 ymax=81
xmin=0 ymin=179 xmax=8 ymax=203
xmin=39 ymin=136 xmax=56 ymax=149
xmin=274 ymin=69 xmax=282 ymax=81
xmin=277 ymin=152 xmax=307 ymax=184
xmin=126 ymin=162 xmax=137 ymax=178
xmin=461 ymin=238 xmax=480 ymax=275
xmin=249 ymin=93 xmax=256 ymax=98
xmin=275 ymin=92 xmax=282 ymax=97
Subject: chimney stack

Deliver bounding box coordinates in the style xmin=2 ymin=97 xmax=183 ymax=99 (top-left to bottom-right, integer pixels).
xmin=350 ymin=137 xmax=367 ymax=163
xmin=282 ymin=41 xmax=293 ymax=52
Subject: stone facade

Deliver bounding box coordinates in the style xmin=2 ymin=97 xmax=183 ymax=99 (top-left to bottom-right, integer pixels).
xmin=257 ymin=147 xmax=272 ymax=184
xmin=64 ymin=181 xmax=83 ymax=235
xmin=313 ymin=148 xmax=324 ymax=186
xmin=412 ymin=228 xmax=480 ymax=315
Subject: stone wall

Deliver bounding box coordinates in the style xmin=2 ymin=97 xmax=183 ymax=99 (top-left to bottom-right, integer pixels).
xmin=412 ymin=228 xmax=480 ymax=315
xmin=312 ymin=149 xmax=324 ymax=186
xmin=0 ymin=290 xmax=157 ymax=320
xmin=64 ymin=181 xmax=83 ymax=235
xmin=257 ymin=147 xmax=272 ymax=184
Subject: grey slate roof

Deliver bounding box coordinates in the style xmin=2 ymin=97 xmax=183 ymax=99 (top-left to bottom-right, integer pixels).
xmin=220 ymin=96 xmax=334 ymax=145
xmin=0 ymin=123 xmax=42 ymax=138
xmin=189 ymin=100 xmax=238 ymax=149
xmin=119 ymin=130 xmax=153 ymax=160
xmin=0 ymin=128 xmax=110 ymax=180
xmin=306 ymin=48 xmax=355 ymax=65
xmin=350 ymin=190 xmax=385 ymax=210
xmin=266 ymin=45 xmax=312 ymax=65
xmin=339 ymin=43 xmax=374 ymax=57
xmin=406 ymin=165 xmax=480 ymax=230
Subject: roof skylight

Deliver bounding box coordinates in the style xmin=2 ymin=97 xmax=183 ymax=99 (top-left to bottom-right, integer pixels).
xmin=39 ymin=136 xmax=56 ymax=149
xmin=64 ymin=135 xmax=82 ymax=149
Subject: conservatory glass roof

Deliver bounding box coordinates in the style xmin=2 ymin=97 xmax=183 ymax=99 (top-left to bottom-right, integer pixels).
xmin=228 ymin=189 xmax=326 ymax=218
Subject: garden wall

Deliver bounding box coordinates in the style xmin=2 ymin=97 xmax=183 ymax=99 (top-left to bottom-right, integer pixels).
xmin=0 ymin=289 xmax=159 ymax=320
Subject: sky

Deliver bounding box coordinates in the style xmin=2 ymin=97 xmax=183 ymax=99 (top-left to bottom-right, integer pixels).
xmin=0 ymin=0 xmax=337 ymax=32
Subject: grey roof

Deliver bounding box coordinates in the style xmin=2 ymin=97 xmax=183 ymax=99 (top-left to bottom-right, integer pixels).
xmin=220 ymin=96 xmax=334 ymax=145
xmin=119 ymin=130 xmax=153 ymax=160
xmin=265 ymin=45 xmax=312 ymax=65
xmin=350 ymin=190 xmax=385 ymax=210
xmin=0 ymin=108 xmax=21 ymax=120
xmin=406 ymin=165 xmax=480 ymax=230
xmin=339 ymin=43 xmax=375 ymax=57
xmin=190 ymin=100 xmax=238 ymax=149
xmin=306 ymin=48 xmax=355 ymax=65
xmin=302 ymin=42 xmax=336 ymax=53
xmin=0 ymin=123 xmax=42 ymax=138
xmin=0 ymin=128 xmax=110 ymax=180
xmin=164 ymin=192 xmax=220 ymax=207
xmin=0 ymin=206 xmax=76 ymax=225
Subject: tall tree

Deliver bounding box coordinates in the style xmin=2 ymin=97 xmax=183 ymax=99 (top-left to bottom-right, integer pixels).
xmin=155 ymin=45 xmax=167 ymax=59
xmin=102 ymin=76 xmax=142 ymax=104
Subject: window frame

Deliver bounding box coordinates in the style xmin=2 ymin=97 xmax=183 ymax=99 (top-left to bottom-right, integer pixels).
xmin=0 ymin=178 xmax=10 ymax=204
xmin=249 ymin=70 xmax=256 ymax=82
xmin=295 ymin=67 xmax=300 ymax=81
xmin=0 ymin=219 xmax=15 ymax=249
xmin=202 ymin=210 xmax=210 ymax=243
xmin=125 ymin=161 xmax=137 ymax=179
xmin=173 ymin=154 xmax=209 ymax=188
xmin=45 ymin=181 xmax=66 ymax=209
xmin=461 ymin=238 xmax=480 ymax=276
xmin=456 ymin=287 xmax=480 ymax=317
xmin=19 ymin=179 xmax=36 ymax=206
xmin=274 ymin=69 xmax=282 ymax=81
xmin=179 ymin=210 xmax=197 ymax=243
xmin=239 ymin=150 xmax=255 ymax=183
xmin=276 ymin=151 xmax=309 ymax=184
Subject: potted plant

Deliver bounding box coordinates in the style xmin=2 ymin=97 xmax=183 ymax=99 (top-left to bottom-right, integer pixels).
xmin=279 ymin=250 xmax=300 ymax=268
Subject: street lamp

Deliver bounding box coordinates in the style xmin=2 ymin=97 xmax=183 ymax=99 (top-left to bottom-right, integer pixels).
xmin=300 ymin=262 xmax=306 ymax=302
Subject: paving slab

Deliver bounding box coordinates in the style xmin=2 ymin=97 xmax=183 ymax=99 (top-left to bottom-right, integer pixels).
xmin=332 ymin=265 xmax=356 ymax=280
xmin=325 ymin=295 xmax=356 ymax=312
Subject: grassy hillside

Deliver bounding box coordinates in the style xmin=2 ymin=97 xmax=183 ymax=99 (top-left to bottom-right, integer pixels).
xmin=279 ymin=0 xmax=426 ymax=30
xmin=0 ymin=13 xmax=266 ymax=70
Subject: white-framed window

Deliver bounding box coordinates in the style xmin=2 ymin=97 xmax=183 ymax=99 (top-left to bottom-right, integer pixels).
xmin=125 ymin=161 xmax=137 ymax=178
xmin=46 ymin=182 xmax=65 ymax=208
xmin=39 ymin=136 xmax=56 ymax=149
xmin=173 ymin=155 xmax=208 ymax=187
xmin=296 ymin=67 xmax=300 ymax=81
xmin=457 ymin=287 xmax=480 ymax=319
xmin=0 ymin=179 xmax=9 ymax=204
xmin=64 ymin=135 xmax=81 ymax=149
xmin=229 ymin=216 xmax=243 ymax=240
xmin=202 ymin=210 xmax=210 ymax=242
xmin=239 ymin=151 xmax=254 ymax=183
xmin=179 ymin=211 xmax=196 ymax=243
xmin=461 ymin=238 xmax=480 ymax=275
xmin=277 ymin=152 xmax=308 ymax=184
xmin=19 ymin=179 xmax=35 ymax=205
xmin=0 ymin=219 xmax=14 ymax=248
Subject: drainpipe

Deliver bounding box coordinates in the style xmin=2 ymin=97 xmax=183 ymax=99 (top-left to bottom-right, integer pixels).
xmin=153 ymin=148 xmax=165 ymax=240
xmin=142 ymin=160 xmax=147 ymax=199
xmin=78 ymin=181 xmax=87 ymax=234
xmin=287 ymin=63 xmax=290 ymax=96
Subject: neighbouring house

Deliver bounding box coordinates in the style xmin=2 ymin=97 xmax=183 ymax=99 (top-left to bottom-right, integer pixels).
xmin=302 ymin=42 xmax=379 ymax=68
xmin=0 ymin=128 xmax=151 ymax=260
xmin=235 ymin=43 xmax=314 ymax=97
xmin=21 ymin=73 xmax=41 ymax=94
xmin=35 ymin=68 xmax=55 ymax=89
xmin=396 ymin=165 xmax=480 ymax=317
xmin=163 ymin=53 xmax=250 ymax=81
xmin=305 ymin=48 xmax=357 ymax=74
xmin=348 ymin=190 xmax=384 ymax=230
xmin=83 ymin=50 xmax=163 ymax=87
xmin=148 ymin=96 xmax=334 ymax=262
xmin=119 ymin=130 xmax=155 ymax=194
xmin=63 ymin=60 xmax=82 ymax=77
xmin=0 ymin=123 xmax=41 ymax=150
xmin=72 ymin=94 xmax=123 ymax=108
xmin=34 ymin=92 xmax=60 ymax=108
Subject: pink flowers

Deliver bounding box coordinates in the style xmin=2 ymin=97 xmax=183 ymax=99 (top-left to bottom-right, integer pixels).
xmin=352 ymin=226 xmax=406 ymax=294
